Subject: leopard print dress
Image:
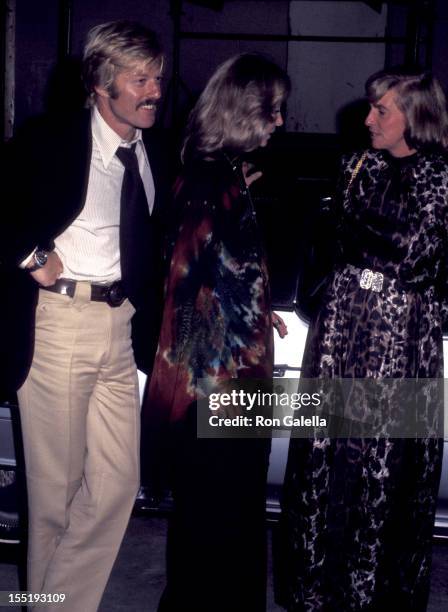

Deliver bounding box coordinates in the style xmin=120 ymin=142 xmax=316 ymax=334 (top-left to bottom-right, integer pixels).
xmin=277 ymin=149 xmax=448 ymax=612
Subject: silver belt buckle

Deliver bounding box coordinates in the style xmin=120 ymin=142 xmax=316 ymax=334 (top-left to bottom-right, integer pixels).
xmin=371 ymin=272 xmax=384 ymax=292
xmin=359 ymin=268 xmax=383 ymax=292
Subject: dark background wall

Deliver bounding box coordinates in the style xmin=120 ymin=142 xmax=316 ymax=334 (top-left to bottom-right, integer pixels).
xmin=10 ymin=0 xmax=288 ymax=132
xmin=12 ymin=0 xmax=174 ymax=130
xmin=6 ymin=0 xmax=448 ymax=137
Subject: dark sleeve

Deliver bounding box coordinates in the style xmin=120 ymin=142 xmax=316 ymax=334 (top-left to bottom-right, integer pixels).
xmin=1 ymin=132 xmax=38 ymax=266
xmin=1 ymin=118 xmax=57 ymax=267
xmin=399 ymin=160 xmax=448 ymax=293
xmin=1 ymin=113 xmax=93 ymax=268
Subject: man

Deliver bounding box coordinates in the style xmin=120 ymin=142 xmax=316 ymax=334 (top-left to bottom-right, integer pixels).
xmin=1 ymin=20 xmax=166 ymax=610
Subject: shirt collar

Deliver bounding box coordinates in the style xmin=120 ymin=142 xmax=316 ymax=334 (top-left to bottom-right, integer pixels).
xmin=91 ymin=106 xmax=143 ymax=169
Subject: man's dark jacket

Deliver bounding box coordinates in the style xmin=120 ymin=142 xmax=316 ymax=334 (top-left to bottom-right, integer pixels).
xmin=0 ymin=110 xmax=169 ymax=398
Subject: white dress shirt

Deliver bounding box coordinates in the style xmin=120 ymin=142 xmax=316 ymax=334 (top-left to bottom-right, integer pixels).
xmin=52 ymin=106 xmax=155 ymax=283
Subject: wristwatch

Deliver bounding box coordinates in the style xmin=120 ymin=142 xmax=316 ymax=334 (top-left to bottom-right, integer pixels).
xmin=27 ymin=249 xmax=48 ymax=272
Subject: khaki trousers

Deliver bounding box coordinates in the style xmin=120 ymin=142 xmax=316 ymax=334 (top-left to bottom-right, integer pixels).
xmin=17 ymin=284 xmax=140 ymax=611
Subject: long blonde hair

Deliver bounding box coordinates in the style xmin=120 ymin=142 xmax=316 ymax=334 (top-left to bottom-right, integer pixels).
xmin=181 ymin=53 xmax=290 ymax=163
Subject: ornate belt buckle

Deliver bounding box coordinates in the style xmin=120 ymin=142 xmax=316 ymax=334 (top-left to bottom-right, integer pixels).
xmin=371 ymin=272 xmax=384 ymax=292
xmin=359 ymin=268 xmax=384 ymax=292
xmin=360 ymin=268 xmax=373 ymax=290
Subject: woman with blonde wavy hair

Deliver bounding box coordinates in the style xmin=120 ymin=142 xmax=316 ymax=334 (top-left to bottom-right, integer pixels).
xmin=142 ymin=53 xmax=290 ymax=612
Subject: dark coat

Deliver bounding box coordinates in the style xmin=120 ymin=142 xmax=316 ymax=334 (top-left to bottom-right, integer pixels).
xmin=0 ymin=110 xmax=169 ymax=397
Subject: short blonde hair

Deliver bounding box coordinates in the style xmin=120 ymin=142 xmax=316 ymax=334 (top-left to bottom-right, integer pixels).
xmin=82 ymin=20 xmax=163 ymax=106
xmin=366 ymin=67 xmax=448 ymax=149
xmin=181 ymin=53 xmax=290 ymax=162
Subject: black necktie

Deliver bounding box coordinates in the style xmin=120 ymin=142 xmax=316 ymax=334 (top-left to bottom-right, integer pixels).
xmin=116 ymin=144 xmax=151 ymax=308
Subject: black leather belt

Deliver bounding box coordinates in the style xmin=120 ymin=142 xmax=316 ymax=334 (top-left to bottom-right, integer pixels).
xmin=41 ymin=279 xmax=126 ymax=307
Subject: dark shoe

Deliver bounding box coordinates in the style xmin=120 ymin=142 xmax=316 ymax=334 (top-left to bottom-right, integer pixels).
xmin=134 ymin=485 xmax=172 ymax=513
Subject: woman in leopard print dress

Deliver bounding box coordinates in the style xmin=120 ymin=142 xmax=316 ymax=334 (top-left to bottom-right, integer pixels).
xmin=278 ymin=68 xmax=448 ymax=611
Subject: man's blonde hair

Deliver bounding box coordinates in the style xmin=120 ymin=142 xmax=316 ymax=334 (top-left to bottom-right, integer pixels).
xmin=82 ymin=20 xmax=163 ymax=106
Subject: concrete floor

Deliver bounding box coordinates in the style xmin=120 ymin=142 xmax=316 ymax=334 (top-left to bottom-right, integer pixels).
xmin=1 ymin=516 xmax=447 ymax=611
